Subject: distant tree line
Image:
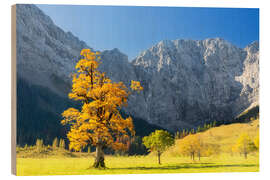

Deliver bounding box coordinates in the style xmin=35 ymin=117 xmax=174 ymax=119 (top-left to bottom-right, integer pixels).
xmin=174 ymin=106 xmax=259 ymax=140
xmin=17 ymin=129 xmax=259 ymax=162
xmin=174 ymin=121 xmax=217 ymax=140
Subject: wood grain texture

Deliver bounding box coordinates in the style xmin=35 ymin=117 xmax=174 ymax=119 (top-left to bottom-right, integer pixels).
xmin=11 ymin=4 xmax=17 ymax=176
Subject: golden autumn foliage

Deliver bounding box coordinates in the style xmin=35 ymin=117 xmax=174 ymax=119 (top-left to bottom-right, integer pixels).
xmin=130 ymin=80 xmax=143 ymax=92
xmin=232 ymin=133 xmax=256 ymax=158
xmin=254 ymin=133 xmax=259 ymax=150
xmin=177 ymin=133 xmax=220 ymax=160
xmin=178 ymin=134 xmax=202 ymax=160
xmin=61 ymin=49 xmax=143 ymax=152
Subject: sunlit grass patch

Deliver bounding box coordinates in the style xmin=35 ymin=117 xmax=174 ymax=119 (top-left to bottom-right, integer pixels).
xmin=17 ymin=153 xmax=259 ymax=175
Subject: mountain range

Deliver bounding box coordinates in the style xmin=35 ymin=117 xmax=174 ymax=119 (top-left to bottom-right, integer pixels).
xmin=16 ymin=4 xmax=259 ymax=145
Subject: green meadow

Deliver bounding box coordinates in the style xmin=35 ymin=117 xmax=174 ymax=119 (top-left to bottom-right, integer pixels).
xmin=16 ymin=120 xmax=259 ymax=176
xmin=17 ymin=153 xmax=259 ymax=175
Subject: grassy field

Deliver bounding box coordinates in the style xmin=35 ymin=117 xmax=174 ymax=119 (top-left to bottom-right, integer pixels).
xmin=17 ymin=153 xmax=259 ymax=175
xmin=16 ymin=120 xmax=259 ymax=175
xmin=165 ymin=119 xmax=259 ymax=156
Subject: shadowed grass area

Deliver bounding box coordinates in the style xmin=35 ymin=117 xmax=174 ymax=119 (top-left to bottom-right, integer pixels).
xmin=17 ymin=153 xmax=259 ymax=175
xmin=110 ymin=163 xmax=257 ymax=170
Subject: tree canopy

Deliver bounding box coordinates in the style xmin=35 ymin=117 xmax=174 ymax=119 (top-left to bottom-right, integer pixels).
xmin=232 ymin=133 xmax=256 ymax=159
xmin=178 ymin=134 xmax=202 ymax=160
xmin=61 ymin=49 xmax=143 ymax=168
xmin=143 ymin=130 xmax=174 ymax=164
xmin=177 ymin=133 xmax=220 ymax=160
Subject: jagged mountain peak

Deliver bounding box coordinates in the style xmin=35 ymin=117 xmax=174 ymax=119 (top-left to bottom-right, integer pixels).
xmin=245 ymin=41 xmax=259 ymax=53
xmin=203 ymin=37 xmax=227 ymax=44
xmin=132 ymin=37 xmax=259 ymax=130
xmin=16 ymin=4 xmax=259 ymax=133
xmin=135 ymin=38 xmax=238 ymax=59
xmin=101 ymin=48 xmax=128 ymax=61
xmin=132 ymin=37 xmax=245 ymax=75
xmin=16 ymin=4 xmax=54 ymax=24
xmin=148 ymin=38 xmax=231 ymax=51
xmin=16 ymin=4 xmax=90 ymax=97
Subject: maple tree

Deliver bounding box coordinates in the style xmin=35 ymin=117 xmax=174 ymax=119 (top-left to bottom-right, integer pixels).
xmin=232 ymin=133 xmax=255 ymax=159
xmin=178 ymin=133 xmax=220 ymax=160
xmin=61 ymin=49 xmax=143 ymax=168
xmin=178 ymin=134 xmax=202 ymax=160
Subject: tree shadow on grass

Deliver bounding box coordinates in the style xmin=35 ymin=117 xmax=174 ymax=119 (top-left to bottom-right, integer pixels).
xmin=107 ymin=163 xmax=258 ymax=171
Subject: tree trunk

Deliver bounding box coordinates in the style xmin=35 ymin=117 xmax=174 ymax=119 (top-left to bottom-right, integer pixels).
xmin=244 ymin=152 xmax=247 ymax=159
xmin=93 ymin=144 xmax=105 ymax=168
xmin=157 ymin=151 xmax=161 ymax=165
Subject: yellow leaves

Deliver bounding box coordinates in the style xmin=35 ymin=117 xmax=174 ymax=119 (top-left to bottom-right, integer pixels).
xmin=232 ymin=133 xmax=256 ymax=154
xmin=236 ymin=133 xmax=251 ymax=146
xmin=124 ymin=117 xmax=135 ymax=136
xmin=177 ymin=133 xmax=220 ymax=158
xmin=62 ymin=48 xmax=143 ymax=151
xmin=76 ymin=58 xmax=99 ymax=72
xmin=66 ymin=126 xmax=90 ymax=152
xmin=61 ymin=108 xmax=80 ymax=125
xmin=80 ymin=49 xmax=91 ymax=56
xmin=76 ymin=49 xmax=101 ymax=80
xmin=131 ymin=80 xmax=143 ymax=92
xmin=178 ymin=134 xmax=201 ymax=156
xmin=111 ymin=135 xmax=132 ymax=152
xmin=80 ymin=49 xmax=100 ymax=60
xmin=254 ymin=134 xmax=259 ymax=150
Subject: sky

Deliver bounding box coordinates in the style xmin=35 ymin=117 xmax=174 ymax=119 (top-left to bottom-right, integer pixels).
xmin=37 ymin=4 xmax=259 ymax=60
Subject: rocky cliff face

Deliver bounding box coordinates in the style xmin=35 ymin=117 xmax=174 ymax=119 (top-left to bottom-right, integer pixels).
xmin=16 ymin=4 xmax=138 ymax=97
xmin=15 ymin=4 xmax=152 ymax=145
xmin=132 ymin=39 xmax=259 ymax=131
xmin=235 ymin=42 xmax=259 ymax=111
xmin=16 ymin=4 xmax=259 ymax=134
xmin=16 ymin=4 xmax=89 ymax=97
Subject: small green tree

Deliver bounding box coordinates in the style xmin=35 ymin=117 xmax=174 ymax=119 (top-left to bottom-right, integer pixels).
xmin=197 ymin=126 xmax=201 ymax=133
xmin=143 ymin=130 xmax=174 ymax=164
xmin=175 ymin=131 xmax=180 ymax=139
xmin=181 ymin=129 xmax=186 ymax=138
xmin=203 ymin=123 xmax=207 ymax=131
xmin=52 ymin=137 xmax=59 ymax=149
xmin=213 ymin=120 xmax=216 ymax=127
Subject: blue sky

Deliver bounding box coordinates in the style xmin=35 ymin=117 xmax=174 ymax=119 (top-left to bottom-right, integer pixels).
xmin=37 ymin=5 xmax=259 ymax=60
